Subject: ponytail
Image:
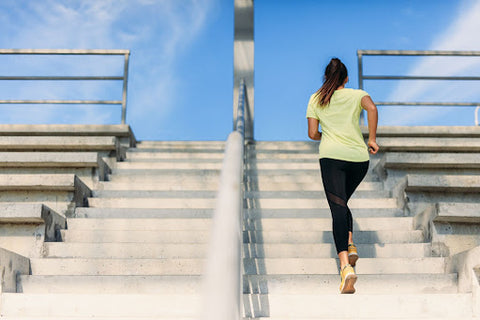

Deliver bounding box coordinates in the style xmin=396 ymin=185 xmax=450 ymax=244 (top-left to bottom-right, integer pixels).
xmin=314 ymin=58 xmax=348 ymax=107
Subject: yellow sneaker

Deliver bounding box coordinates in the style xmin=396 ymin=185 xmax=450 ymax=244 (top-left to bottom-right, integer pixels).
xmin=339 ymin=264 xmax=357 ymax=294
xmin=348 ymin=243 xmax=358 ymax=267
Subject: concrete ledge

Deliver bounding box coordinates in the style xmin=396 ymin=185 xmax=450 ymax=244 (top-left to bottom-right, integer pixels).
xmin=0 ymin=152 xmax=102 ymax=167
xmin=362 ymin=126 xmax=480 ymax=137
xmin=0 ymin=247 xmax=30 ymax=293
xmin=0 ymin=174 xmax=91 ymax=218
xmin=0 ymin=136 xmax=117 ymax=151
xmin=376 ymin=137 xmax=480 ymax=152
xmin=381 ymin=152 xmax=480 ymax=169
xmin=0 ymin=152 xmax=110 ymax=180
xmin=406 ymin=174 xmax=480 ymax=193
xmin=447 ymin=245 xmax=480 ymax=295
xmin=0 ymin=174 xmax=77 ymax=191
xmin=0 ymin=204 xmax=66 ymax=240
xmin=0 ymin=124 xmax=136 ymax=147
xmin=434 ymin=203 xmax=480 ymax=223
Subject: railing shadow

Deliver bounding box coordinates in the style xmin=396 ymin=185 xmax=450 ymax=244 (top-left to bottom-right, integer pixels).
xmin=242 ymin=142 xmax=270 ymax=318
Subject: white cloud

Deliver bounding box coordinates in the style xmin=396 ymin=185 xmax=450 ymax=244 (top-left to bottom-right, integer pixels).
xmin=0 ymin=0 xmax=214 ymax=125
xmin=383 ymin=0 xmax=480 ymax=125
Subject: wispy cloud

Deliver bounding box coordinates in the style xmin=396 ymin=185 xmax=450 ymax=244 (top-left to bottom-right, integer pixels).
xmin=0 ymin=0 xmax=215 ymax=125
xmin=383 ymin=0 xmax=480 ymax=125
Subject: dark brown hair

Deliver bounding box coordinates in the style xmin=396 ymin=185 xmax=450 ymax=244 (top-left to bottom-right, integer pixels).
xmin=314 ymin=58 xmax=348 ymax=107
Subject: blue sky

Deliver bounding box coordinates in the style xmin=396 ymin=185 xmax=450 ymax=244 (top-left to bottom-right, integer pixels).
xmin=1 ymin=0 xmax=480 ymax=141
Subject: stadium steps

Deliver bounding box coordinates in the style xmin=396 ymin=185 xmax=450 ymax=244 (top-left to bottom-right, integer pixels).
xmin=1 ymin=132 xmax=479 ymax=318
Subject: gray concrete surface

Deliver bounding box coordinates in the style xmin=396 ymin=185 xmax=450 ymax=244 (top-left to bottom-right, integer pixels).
xmin=0 ymin=247 xmax=30 ymax=293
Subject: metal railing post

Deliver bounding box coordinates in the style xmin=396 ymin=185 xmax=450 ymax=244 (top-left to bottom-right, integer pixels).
xmin=121 ymin=52 xmax=130 ymax=124
xmin=357 ymin=51 xmax=365 ymax=125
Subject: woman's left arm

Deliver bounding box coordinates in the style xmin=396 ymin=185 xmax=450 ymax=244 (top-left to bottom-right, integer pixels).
xmin=307 ymin=117 xmax=322 ymax=140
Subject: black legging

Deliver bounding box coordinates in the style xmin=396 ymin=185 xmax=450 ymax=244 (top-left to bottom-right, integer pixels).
xmin=319 ymin=158 xmax=369 ymax=254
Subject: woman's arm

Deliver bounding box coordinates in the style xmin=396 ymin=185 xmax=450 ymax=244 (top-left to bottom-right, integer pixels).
xmin=307 ymin=117 xmax=322 ymax=140
xmin=361 ymin=95 xmax=379 ymax=154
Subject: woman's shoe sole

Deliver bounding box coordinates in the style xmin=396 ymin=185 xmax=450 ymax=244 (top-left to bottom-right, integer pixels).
xmin=341 ymin=274 xmax=357 ymax=294
xmin=348 ymin=254 xmax=358 ymax=267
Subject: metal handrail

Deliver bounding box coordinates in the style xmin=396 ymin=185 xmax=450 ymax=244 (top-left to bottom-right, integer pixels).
xmin=201 ymin=79 xmax=246 ymax=320
xmin=357 ymin=50 xmax=480 ymax=125
xmin=0 ymin=49 xmax=130 ymax=124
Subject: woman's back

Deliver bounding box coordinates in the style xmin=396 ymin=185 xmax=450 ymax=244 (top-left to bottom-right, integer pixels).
xmin=306 ymin=88 xmax=369 ymax=162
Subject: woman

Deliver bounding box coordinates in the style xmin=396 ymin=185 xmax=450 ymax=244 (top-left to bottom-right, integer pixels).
xmin=306 ymin=57 xmax=379 ymax=294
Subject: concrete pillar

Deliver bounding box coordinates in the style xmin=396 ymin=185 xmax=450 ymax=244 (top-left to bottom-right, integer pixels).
xmin=233 ymin=0 xmax=254 ymax=141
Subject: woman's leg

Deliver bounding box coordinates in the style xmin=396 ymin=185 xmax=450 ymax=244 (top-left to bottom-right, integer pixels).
xmin=344 ymin=161 xmax=369 ymax=243
xmin=319 ymin=158 xmax=350 ymax=269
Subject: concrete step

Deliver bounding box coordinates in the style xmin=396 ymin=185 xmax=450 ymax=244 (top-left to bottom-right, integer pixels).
xmin=376 ymin=136 xmax=480 ymax=152
xmin=245 ymin=172 xmax=379 ymax=183
xmin=0 ymin=152 xmax=105 ymax=168
xmin=115 ymin=161 xmax=223 ymax=170
xmin=0 ymin=293 xmax=200 ymax=318
xmin=86 ymin=197 xmax=397 ymax=209
xmin=248 ymin=141 xmax=319 ymax=151
xmin=92 ymin=190 xmax=217 ymax=198
xmin=434 ymin=202 xmax=480 ymax=223
xmin=243 ymin=197 xmax=398 ymax=209
xmin=111 ymin=168 xmax=221 ymax=175
xmin=117 ymin=160 xmax=378 ymax=170
xmin=75 ymin=207 xmax=215 ymax=218
xmin=126 ymin=151 xmax=225 ymax=160
xmin=97 ymin=180 xmax=384 ymax=191
xmin=243 ymin=242 xmax=431 ymax=259
xmin=0 ymin=124 xmax=133 ymax=137
xmin=136 ymin=140 xmax=224 ymax=147
xmin=18 ymin=275 xmax=202 ymax=294
xmin=87 ymin=197 xmax=217 ymax=209
xmin=244 ymin=190 xmax=390 ymax=198
xmin=0 ymin=318 xmax=471 ymax=320
xmin=45 ymin=242 xmax=208 ymax=258
xmin=5 ymin=292 xmax=470 ymax=319
xmin=60 ymin=229 xmax=421 ymax=244
xmin=242 ymin=273 xmax=458 ymax=294
xmin=91 ymin=189 xmax=390 ymax=199
xmin=29 ymin=257 xmax=445 ymax=276
xmin=65 ymin=217 xmax=412 ymax=231
xmin=381 ymin=152 xmax=480 ymax=169
xmin=0 ymin=136 xmax=116 ymax=151
xmin=30 ymin=258 xmax=205 ymax=275
xmin=362 ymin=125 xmax=480 ymax=137
xmin=18 ymin=273 xmax=456 ymax=295
xmin=246 ymin=208 xmax=405 ymax=218
xmin=0 ymin=203 xmax=65 ymax=226
xmin=242 ymin=257 xmax=446 ymax=275
xmin=98 ymin=181 xmax=220 ymax=191
xmin=60 ymin=229 xmax=210 ymax=243
xmin=74 ymin=207 xmax=405 ymax=219
xmin=242 ymin=230 xmax=424 ymax=244
xmin=66 ymin=217 xmax=211 ymax=230
xmin=244 ymin=217 xmax=413 ymax=231
xmin=0 ymin=174 xmax=80 ymax=191
xmin=406 ymin=174 xmax=480 ymax=193
xmin=242 ymin=293 xmax=472 ymax=318
xmin=44 ymin=242 xmax=431 ymax=259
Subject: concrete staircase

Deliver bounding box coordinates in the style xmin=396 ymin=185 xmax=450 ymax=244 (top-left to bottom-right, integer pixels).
xmin=0 ymin=129 xmax=479 ymax=319
xmin=242 ymin=141 xmax=474 ymax=319
xmin=1 ymin=140 xmax=223 ymax=319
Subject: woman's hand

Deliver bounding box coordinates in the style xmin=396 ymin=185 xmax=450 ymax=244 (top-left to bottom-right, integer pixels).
xmin=368 ymin=140 xmax=379 ymax=154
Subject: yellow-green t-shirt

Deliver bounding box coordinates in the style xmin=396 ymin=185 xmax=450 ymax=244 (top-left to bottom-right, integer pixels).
xmin=306 ymin=88 xmax=369 ymax=162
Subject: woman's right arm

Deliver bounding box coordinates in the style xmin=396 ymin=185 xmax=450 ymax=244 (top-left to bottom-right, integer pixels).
xmin=361 ymin=95 xmax=379 ymax=154
xmin=307 ymin=117 xmax=322 ymax=140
